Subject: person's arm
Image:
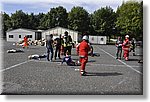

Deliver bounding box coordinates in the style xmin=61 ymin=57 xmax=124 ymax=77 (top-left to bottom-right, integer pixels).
xmin=61 ymin=57 xmax=65 ymax=64
xmin=76 ymin=43 xmax=80 ymax=55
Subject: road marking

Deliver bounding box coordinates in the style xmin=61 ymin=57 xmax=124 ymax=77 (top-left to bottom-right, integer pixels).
xmin=88 ymin=63 xmax=141 ymax=68
xmin=96 ymin=46 xmax=143 ymax=75
xmin=0 ymin=60 xmax=31 ymax=72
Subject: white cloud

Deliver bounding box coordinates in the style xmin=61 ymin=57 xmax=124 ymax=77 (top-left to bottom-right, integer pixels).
xmin=1 ymin=0 xmax=142 ymax=4
xmin=0 ymin=0 xmax=143 ymax=14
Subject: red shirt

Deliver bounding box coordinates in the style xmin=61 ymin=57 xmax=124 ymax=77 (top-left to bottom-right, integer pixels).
xmin=76 ymin=40 xmax=90 ymax=57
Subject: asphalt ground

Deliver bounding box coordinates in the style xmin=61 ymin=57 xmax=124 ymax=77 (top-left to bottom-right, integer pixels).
xmin=0 ymin=40 xmax=143 ymax=95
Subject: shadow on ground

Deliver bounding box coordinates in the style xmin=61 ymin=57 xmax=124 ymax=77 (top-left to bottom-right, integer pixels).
xmin=85 ymin=72 xmax=123 ymax=76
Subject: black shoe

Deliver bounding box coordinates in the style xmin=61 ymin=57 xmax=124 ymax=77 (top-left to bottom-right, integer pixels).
xmin=81 ymin=71 xmax=87 ymax=76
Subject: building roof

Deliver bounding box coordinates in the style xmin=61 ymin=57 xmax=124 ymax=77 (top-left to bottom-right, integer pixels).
xmin=42 ymin=26 xmax=78 ymax=33
xmin=6 ymin=28 xmax=42 ymax=33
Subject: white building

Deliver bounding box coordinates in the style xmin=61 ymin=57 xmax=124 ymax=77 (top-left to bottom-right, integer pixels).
xmin=6 ymin=28 xmax=42 ymax=42
xmin=89 ymin=36 xmax=107 ymax=44
xmin=42 ymin=27 xmax=78 ymax=43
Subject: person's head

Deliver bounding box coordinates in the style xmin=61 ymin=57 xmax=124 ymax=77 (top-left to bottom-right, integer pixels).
xmin=64 ymin=31 xmax=68 ymax=36
xmin=28 ymin=55 xmax=32 ymax=59
xmin=66 ymin=51 xmax=69 ymax=56
xmin=125 ymin=35 xmax=129 ymax=39
xmin=82 ymin=35 xmax=89 ymax=41
xmin=118 ymin=36 xmax=121 ymax=40
xmin=50 ymin=34 xmax=53 ymax=38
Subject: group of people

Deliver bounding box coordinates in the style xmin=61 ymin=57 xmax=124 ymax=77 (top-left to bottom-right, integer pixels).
xmin=45 ymin=31 xmax=73 ymax=61
xmin=115 ymin=35 xmax=136 ymax=61
xmin=45 ymin=31 xmax=91 ymax=76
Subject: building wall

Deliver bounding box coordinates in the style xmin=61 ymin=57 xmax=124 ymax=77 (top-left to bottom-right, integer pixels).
xmin=6 ymin=29 xmax=35 ymax=42
xmin=42 ymin=27 xmax=78 ymax=43
xmin=89 ymin=36 xmax=107 ymax=44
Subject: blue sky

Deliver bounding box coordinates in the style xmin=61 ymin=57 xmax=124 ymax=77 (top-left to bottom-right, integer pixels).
xmin=0 ymin=0 xmax=142 ymax=15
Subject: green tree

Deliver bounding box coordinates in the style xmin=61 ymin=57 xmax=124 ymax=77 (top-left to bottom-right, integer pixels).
xmin=92 ymin=6 xmax=117 ymax=39
xmin=116 ymin=1 xmax=143 ymax=39
xmin=68 ymin=6 xmax=90 ymax=33
xmin=2 ymin=12 xmax=12 ymax=38
xmin=40 ymin=6 xmax=68 ymax=29
xmin=11 ymin=10 xmax=29 ymax=29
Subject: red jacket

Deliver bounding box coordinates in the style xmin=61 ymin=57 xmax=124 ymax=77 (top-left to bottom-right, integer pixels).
xmin=76 ymin=40 xmax=90 ymax=57
xmin=122 ymin=39 xmax=130 ymax=50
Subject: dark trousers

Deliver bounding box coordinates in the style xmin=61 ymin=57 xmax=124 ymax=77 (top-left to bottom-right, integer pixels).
xmin=64 ymin=46 xmax=72 ymax=55
xmin=46 ymin=46 xmax=53 ymax=61
xmin=116 ymin=47 xmax=122 ymax=58
xmin=55 ymin=45 xmax=61 ymax=59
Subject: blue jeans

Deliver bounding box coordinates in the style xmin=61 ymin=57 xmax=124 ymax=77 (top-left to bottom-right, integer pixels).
xmin=46 ymin=46 xmax=53 ymax=61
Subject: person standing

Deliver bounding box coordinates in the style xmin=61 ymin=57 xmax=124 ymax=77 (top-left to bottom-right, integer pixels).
xmin=54 ymin=35 xmax=62 ymax=60
xmin=115 ymin=36 xmax=123 ymax=59
xmin=63 ymin=31 xmax=72 ymax=55
xmin=68 ymin=35 xmax=73 ymax=55
xmin=130 ymin=38 xmax=136 ymax=56
xmin=46 ymin=34 xmax=54 ymax=61
xmin=76 ymin=36 xmax=91 ymax=76
xmin=122 ymin=35 xmax=130 ymax=61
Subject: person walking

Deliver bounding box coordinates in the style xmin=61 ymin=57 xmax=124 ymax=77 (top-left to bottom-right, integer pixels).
xmin=122 ymin=35 xmax=130 ymax=61
xmin=115 ymin=36 xmax=123 ymax=59
xmin=46 ymin=34 xmax=54 ymax=61
xmin=76 ymin=35 xmax=91 ymax=76
xmin=23 ymin=36 xmax=28 ymax=48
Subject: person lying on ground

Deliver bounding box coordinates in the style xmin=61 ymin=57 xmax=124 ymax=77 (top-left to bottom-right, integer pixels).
xmin=88 ymin=52 xmax=100 ymax=57
xmin=61 ymin=51 xmax=81 ymax=66
xmin=7 ymin=49 xmax=24 ymax=53
xmin=138 ymin=59 xmax=143 ymax=63
xmin=28 ymin=54 xmax=47 ymax=60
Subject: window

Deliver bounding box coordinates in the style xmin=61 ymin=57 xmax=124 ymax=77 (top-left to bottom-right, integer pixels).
xmin=19 ymin=35 xmax=21 ymax=38
xmin=27 ymin=35 xmax=32 ymax=38
xmin=9 ymin=35 xmax=13 ymax=38
xmin=101 ymin=38 xmax=104 ymax=41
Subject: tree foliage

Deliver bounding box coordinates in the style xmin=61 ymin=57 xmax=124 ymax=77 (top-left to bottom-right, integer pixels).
xmin=92 ymin=6 xmax=117 ymax=37
xmin=39 ymin=6 xmax=68 ymax=29
xmin=11 ymin=10 xmax=29 ymax=29
xmin=68 ymin=6 xmax=90 ymax=33
xmin=116 ymin=1 xmax=143 ymax=39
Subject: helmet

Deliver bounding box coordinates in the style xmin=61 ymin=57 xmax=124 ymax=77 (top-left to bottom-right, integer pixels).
xmin=82 ymin=36 xmax=88 ymax=40
xmin=125 ymin=35 xmax=129 ymax=38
